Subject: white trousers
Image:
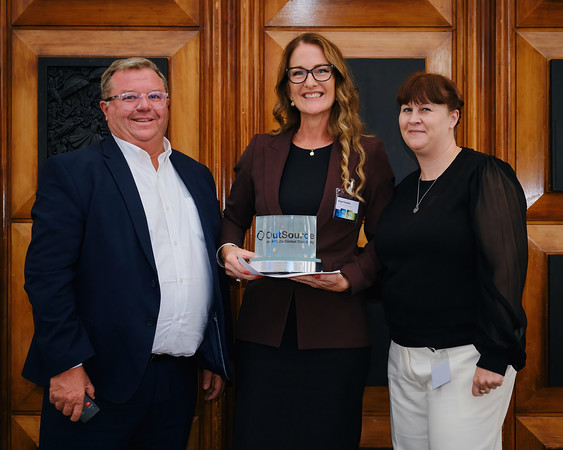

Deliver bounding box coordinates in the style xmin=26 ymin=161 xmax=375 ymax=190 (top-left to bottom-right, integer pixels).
xmin=388 ymin=341 xmax=516 ymax=450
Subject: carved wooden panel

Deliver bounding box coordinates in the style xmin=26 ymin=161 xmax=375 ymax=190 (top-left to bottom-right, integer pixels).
xmin=11 ymin=416 xmax=40 ymax=450
xmin=11 ymin=0 xmax=198 ymax=26
xmin=517 ymin=225 xmax=563 ymax=412
xmin=515 ymin=31 xmax=563 ymax=219
xmin=516 ymin=416 xmax=563 ymax=449
xmin=265 ymin=0 xmax=452 ymax=27
xmin=10 ymin=29 xmax=200 ymax=219
xmin=264 ymin=30 xmax=452 ymax=132
xmin=10 ymin=223 xmax=41 ymax=411
xmin=517 ymin=0 xmax=563 ymax=27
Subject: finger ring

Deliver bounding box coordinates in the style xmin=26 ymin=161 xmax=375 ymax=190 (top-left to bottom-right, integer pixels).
xmin=479 ymin=389 xmax=486 ymax=394
xmin=236 ymin=278 xmax=241 ymax=282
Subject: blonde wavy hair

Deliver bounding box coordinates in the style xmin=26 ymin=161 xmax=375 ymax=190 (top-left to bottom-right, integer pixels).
xmin=272 ymin=33 xmax=367 ymax=202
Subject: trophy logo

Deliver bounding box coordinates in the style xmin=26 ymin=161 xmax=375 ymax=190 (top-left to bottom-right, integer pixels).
xmin=249 ymin=215 xmax=322 ymax=273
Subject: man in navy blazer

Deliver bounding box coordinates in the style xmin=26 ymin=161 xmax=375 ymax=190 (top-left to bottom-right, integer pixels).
xmin=22 ymin=57 xmax=231 ymax=449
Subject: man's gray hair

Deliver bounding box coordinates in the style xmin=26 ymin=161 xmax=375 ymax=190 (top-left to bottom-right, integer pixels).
xmin=100 ymin=57 xmax=168 ymax=98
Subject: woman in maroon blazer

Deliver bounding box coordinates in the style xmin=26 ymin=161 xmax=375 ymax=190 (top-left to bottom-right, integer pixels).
xmin=219 ymin=33 xmax=395 ymax=450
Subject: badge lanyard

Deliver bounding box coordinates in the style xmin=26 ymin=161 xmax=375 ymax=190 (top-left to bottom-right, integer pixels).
xmin=333 ymin=180 xmax=360 ymax=223
xmin=429 ymin=347 xmax=451 ymax=389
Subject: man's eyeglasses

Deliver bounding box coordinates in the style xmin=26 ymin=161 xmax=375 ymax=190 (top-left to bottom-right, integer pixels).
xmin=286 ymin=64 xmax=335 ymax=84
xmin=102 ymin=91 xmax=169 ymax=110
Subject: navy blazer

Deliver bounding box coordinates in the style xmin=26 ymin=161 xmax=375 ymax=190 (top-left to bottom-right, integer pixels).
xmin=23 ymin=137 xmax=232 ymax=403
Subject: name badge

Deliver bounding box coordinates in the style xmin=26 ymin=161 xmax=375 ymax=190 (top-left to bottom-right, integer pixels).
xmin=333 ymin=187 xmax=359 ymax=222
xmin=430 ymin=348 xmax=451 ymax=390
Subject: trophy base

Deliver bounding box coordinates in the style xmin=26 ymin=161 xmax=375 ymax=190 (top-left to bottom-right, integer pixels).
xmin=249 ymin=259 xmax=322 ymax=274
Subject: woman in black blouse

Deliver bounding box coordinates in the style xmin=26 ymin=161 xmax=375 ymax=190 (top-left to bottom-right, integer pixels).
xmin=219 ymin=33 xmax=394 ymax=450
xmin=374 ymin=72 xmax=527 ymax=450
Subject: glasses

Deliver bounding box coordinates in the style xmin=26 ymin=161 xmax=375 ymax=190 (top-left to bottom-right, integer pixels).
xmin=102 ymin=91 xmax=169 ymax=110
xmin=286 ymin=64 xmax=335 ymax=84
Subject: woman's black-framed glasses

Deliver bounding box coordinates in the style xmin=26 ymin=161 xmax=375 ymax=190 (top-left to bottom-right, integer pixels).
xmin=102 ymin=91 xmax=169 ymax=110
xmin=286 ymin=64 xmax=335 ymax=84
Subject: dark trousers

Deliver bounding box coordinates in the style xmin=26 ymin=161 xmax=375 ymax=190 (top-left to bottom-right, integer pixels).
xmin=38 ymin=356 xmax=198 ymax=450
xmin=234 ymin=301 xmax=371 ymax=450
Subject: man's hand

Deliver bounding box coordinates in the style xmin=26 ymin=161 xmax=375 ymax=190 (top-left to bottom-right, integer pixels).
xmin=202 ymin=369 xmax=225 ymax=401
xmin=49 ymin=365 xmax=95 ymax=422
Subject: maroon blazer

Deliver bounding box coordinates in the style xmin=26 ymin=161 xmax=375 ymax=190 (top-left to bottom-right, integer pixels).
xmin=221 ymin=130 xmax=394 ymax=349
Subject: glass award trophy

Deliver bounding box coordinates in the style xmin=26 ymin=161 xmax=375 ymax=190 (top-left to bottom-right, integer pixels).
xmin=249 ymin=215 xmax=322 ymax=273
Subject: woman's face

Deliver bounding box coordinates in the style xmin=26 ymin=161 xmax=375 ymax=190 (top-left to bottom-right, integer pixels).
xmin=287 ymin=42 xmax=336 ymax=121
xmin=398 ymin=102 xmax=459 ymax=154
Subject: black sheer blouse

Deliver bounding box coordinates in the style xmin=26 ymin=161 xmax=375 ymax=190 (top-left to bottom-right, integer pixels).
xmin=374 ymin=148 xmax=528 ymax=374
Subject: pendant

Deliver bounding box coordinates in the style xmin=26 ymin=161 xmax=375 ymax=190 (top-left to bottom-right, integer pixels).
xmin=309 ymin=150 xmax=315 ymax=156
xmin=413 ymin=206 xmax=419 ymax=213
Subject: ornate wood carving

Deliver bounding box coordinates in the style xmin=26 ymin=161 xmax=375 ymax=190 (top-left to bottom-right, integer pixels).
xmin=38 ymin=62 xmax=110 ymax=163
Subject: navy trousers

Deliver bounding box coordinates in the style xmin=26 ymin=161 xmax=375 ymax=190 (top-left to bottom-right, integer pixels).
xmin=38 ymin=356 xmax=198 ymax=450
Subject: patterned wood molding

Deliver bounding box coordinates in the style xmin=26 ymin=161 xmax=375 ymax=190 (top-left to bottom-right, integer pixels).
xmin=515 ymin=31 xmax=563 ymax=218
xmin=265 ymin=0 xmax=452 ymax=27
xmin=517 ymin=0 xmax=563 ymax=28
xmin=11 ymin=415 xmax=40 ymax=450
xmin=454 ymin=0 xmax=496 ymax=157
xmin=516 ymin=225 xmax=563 ymax=412
xmin=200 ymin=0 xmax=238 ymax=207
xmin=264 ymin=30 xmax=452 ymax=131
xmin=237 ymin=0 xmax=263 ymax=182
xmin=516 ymin=416 xmax=563 ymax=448
xmin=495 ymin=0 xmax=516 ymax=165
xmin=11 ymin=0 xmax=198 ymax=26
xmin=10 ymin=29 xmax=199 ymax=219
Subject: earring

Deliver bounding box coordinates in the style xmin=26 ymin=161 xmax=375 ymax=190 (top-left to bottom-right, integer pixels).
xmin=290 ymin=101 xmax=295 ymax=107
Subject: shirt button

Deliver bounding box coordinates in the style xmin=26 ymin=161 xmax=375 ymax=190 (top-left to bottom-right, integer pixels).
xmin=151 ymin=280 xmax=157 ymax=288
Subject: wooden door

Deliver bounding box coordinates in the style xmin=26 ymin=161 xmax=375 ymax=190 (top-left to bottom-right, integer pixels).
xmin=3 ymin=0 xmax=563 ymax=449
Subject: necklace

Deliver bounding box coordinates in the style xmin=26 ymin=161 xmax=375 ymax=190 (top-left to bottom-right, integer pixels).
xmin=307 ymin=143 xmax=332 ymax=157
xmin=293 ymin=139 xmax=333 ymax=157
xmin=413 ymin=176 xmax=438 ymax=213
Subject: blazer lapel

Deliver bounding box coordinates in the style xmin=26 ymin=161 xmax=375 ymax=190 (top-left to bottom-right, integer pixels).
xmin=263 ymin=132 xmax=293 ymax=215
xmin=317 ymin=140 xmax=345 ymax=229
xmin=101 ymin=138 xmax=157 ymax=272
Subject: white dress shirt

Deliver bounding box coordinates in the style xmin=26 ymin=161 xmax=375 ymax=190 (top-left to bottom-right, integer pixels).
xmin=115 ymin=135 xmax=213 ymax=356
